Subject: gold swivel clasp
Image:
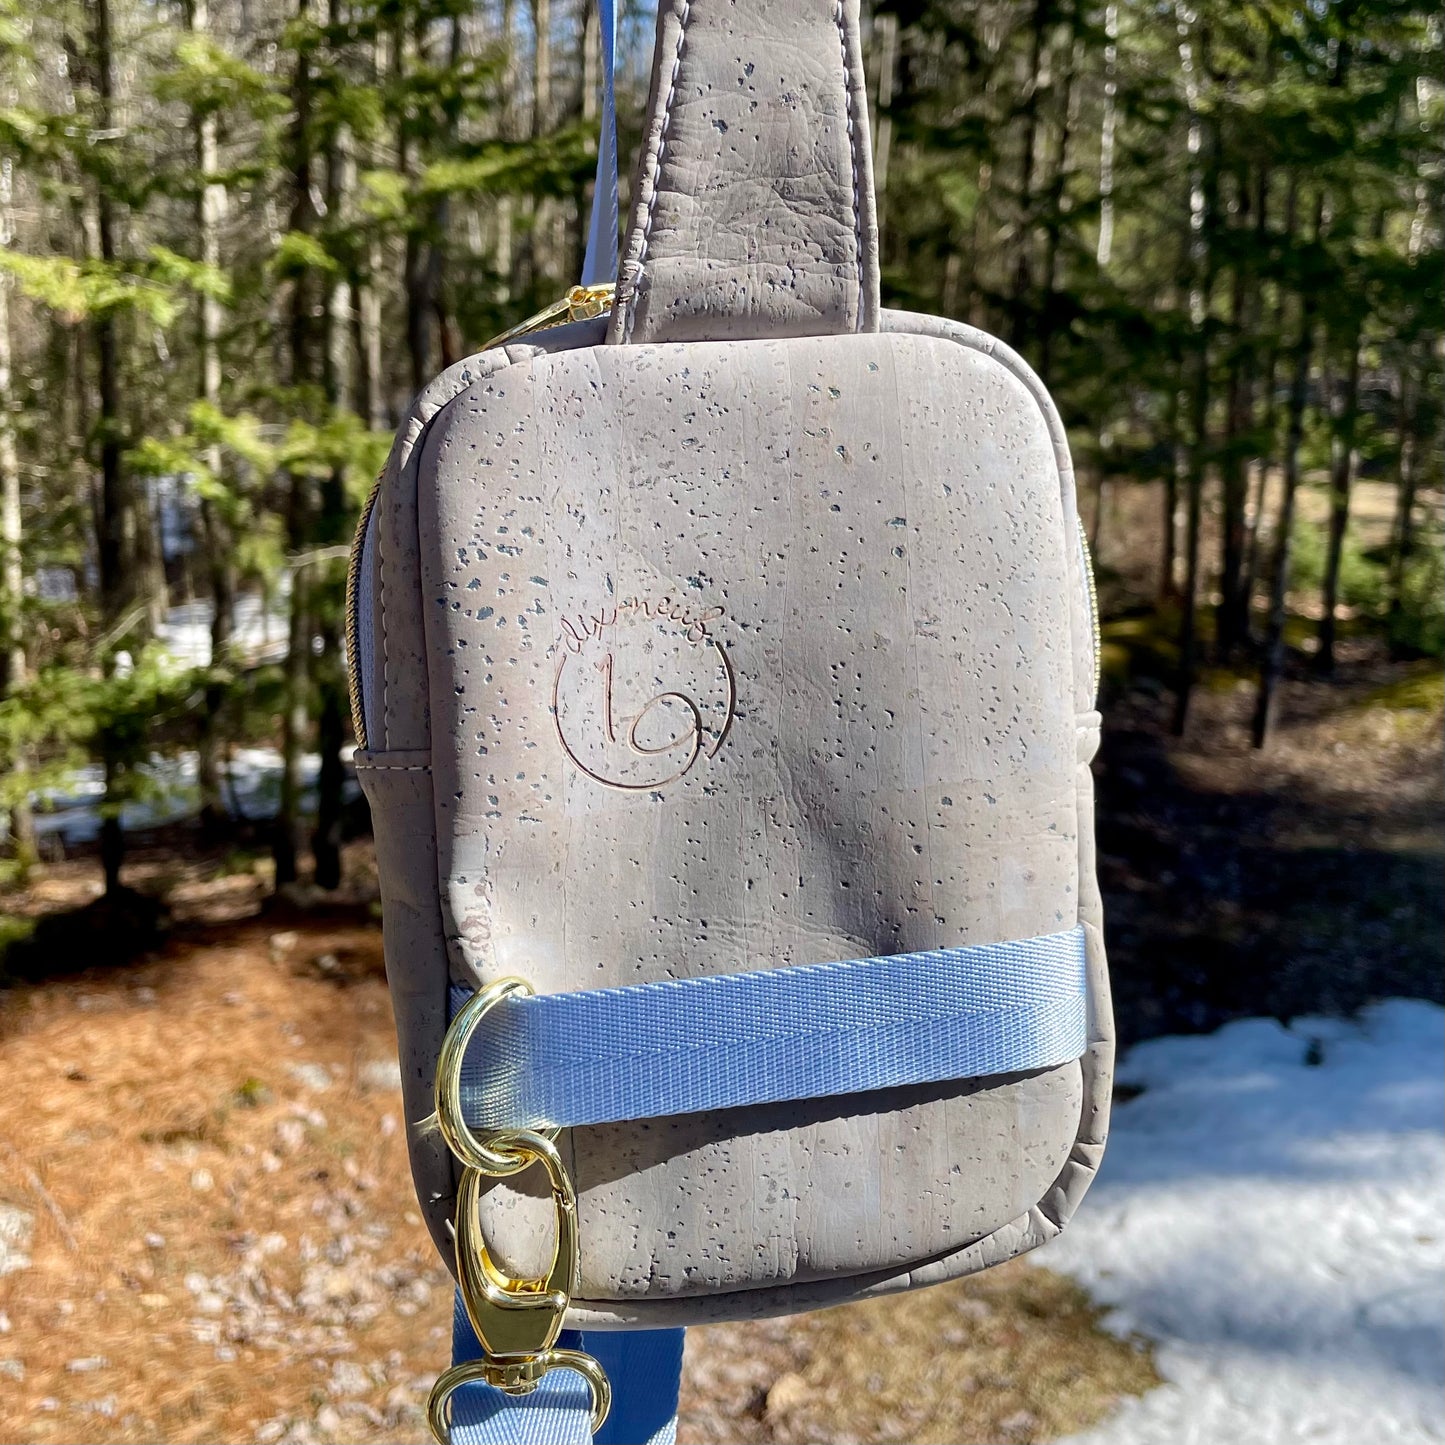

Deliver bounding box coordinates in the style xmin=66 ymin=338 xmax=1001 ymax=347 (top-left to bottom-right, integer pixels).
xmin=454 ymin=1130 xmax=575 ymax=1359
xmin=425 ymin=977 xmax=610 ymax=1442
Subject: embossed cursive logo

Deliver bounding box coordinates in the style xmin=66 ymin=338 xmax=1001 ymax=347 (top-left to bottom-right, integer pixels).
xmin=552 ymin=596 xmax=735 ymax=791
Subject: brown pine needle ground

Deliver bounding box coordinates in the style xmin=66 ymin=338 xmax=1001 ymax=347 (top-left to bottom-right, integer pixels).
xmin=0 ymin=869 xmax=1156 ymax=1445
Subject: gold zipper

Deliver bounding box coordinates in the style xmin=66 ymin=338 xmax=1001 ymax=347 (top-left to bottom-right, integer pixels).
xmin=344 ymin=284 xmax=617 ymax=752
xmin=481 ymin=283 xmax=616 ymax=351
xmin=345 ymin=470 xmax=383 ymax=750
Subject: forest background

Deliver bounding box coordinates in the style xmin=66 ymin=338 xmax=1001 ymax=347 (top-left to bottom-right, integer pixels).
xmin=0 ymin=0 xmax=1439 ymax=904
xmin=0 ymin=3 xmax=1441 ymax=1443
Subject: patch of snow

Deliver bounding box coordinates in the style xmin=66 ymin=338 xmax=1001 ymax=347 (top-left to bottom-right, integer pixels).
xmin=19 ymin=745 xmax=358 ymax=847
xmin=1047 ymin=998 xmax=1445 ymax=1445
xmin=0 ymin=1205 xmax=33 ymax=1277
xmin=154 ymin=587 xmax=291 ymax=670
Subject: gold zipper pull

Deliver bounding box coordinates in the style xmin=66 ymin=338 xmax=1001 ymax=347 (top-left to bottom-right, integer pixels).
xmin=483 ymin=284 xmax=616 ymax=350
xmin=348 ymin=284 xmax=618 ymax=751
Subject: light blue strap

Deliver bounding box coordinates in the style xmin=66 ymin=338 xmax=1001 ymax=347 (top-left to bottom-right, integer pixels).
xmin=448 ymin=1292 xmax=683 ymax=1445
xmin=580 ymin=0 xmax=619 ymax=286
xmin=445 ymin=927 xmax=1086 ymax=1440
xmin=456 ymin=925 xmax=1088 ymax=1132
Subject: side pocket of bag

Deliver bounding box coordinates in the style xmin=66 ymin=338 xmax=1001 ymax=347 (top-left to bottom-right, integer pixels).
xmin=353 ymin=750 xmax=456 ymax=1266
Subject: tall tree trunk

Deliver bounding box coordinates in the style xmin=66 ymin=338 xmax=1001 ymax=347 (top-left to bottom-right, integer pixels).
xmin=1241 ymin=169 xmax=1291 ymax=619
xmin=1160 ymin=377 xmax=1182 ymax=601
xmin=0 ymin=152 xmax=37 ymax=873
xmin=1090 ymin=469 xmax=1108 ymax=554
xmin=1253 ymin=196 xmax=1324 ymax=749
xmin=353 ymin=260 xmax=385 ymax=426
xmin=1215 ymin=167 xmax=1259 ymax=658
xmin=1008 ymin=0 xmax=1051 ymax=353
xmin=186 ymin=0 xmax=236 ymax=840
xmin=1172 ymin=341 xmax=1210 ymax=737
xmin=86 ymin=0 xmax=131 ymax=896
xmin=1037 ymin=23 xmax=1080 ymax=386
xmin=493 ymin=0 xmax=517 ymax=300
xmin=429 ymin=15 xmax=462 ymax=369
xmin=397 ymin=16 xmax=430 ymax=393
xmin=1240 ymin=454 xmax=1270 ymax=628
xmin=276 ymin=0 xmax=318 ymax=888
xmin=311 ymin=0 xmax=352 ymax=891
xmin=1315 ymin=322 xmax=1362 ymax=673
xmin=525 ymin=0 xmax=553 ymax=293
xmin=353 ymin=26 xmax=386 ymax=427
xmin=1170 ymin=9 xmax=1217 ymax=738
xmin=1386 ymin=366 xmax=1420 ymax=634
xmin=1307 ymin=38 xmax=1361 ymax=678
xmin=1096 ymin=2 xmax=1118 ymax=269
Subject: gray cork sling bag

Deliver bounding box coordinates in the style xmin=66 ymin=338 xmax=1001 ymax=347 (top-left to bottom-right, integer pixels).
xmin=346 ymin=0 xmax=1114 ymax=1438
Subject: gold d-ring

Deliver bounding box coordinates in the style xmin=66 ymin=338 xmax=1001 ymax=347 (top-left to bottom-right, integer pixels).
xmin=434 ymin=977 xmax=560 ymax=1173
xmin=426 ymin=1348 xmax=612 ymax=1442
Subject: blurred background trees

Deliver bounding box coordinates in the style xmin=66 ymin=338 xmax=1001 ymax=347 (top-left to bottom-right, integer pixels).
xmin=0 ymin=0 xmax=1439 ymax=894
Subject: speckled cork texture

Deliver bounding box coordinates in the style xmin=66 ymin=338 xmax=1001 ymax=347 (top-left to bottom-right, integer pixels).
xmin=351 ymin=0 xmax=1110 ymax=1334
xmin=354 ymin=315 xmax=1113 ymax=1327
xmin=610 ymin=0 xmax=881 ymax=344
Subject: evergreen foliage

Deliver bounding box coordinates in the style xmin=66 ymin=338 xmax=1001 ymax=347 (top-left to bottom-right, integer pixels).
xmin=0 ymin=0 xmax=1439 ymax=889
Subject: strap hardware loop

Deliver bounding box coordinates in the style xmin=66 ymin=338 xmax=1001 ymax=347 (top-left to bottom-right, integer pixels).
xmin=436 ymin=978 xmax=562 ymax=1173
xmin=454 ymin=1132 xmax=578 ymax=1359
xmin=427 ymin=1350 xmax=612 ymax=1440
xmin=428 ymin=977 xmax=611 ymax=1442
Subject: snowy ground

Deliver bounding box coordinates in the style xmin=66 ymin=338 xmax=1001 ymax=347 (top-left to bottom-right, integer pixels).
xmin=154 ymin=588 xmax=290 ymax=669
xmin=25 ymin=747 xmax=358 ymax=847
xmin=16 ymin=590 xmax=357 ymax=847
xmin=1047 ymin=998 xmax=1445 ymax=1445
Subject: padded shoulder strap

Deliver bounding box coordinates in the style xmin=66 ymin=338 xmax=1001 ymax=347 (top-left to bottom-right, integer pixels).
xmin=608 ymin=0 xmax=880 ymax=345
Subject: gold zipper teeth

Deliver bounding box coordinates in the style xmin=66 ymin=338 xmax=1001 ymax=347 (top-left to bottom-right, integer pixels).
xmin=345 ymin=471 xmax=383 ymax=752
xmin=481 ymin=283 xmax=617 ymax=351
xmin=345 ymin=285 xmax=618 ymax=754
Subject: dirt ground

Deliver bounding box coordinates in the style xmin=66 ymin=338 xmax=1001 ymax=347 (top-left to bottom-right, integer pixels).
xmin=1088 ymin=477 xmax=1445 ymax=1042
xmin=0 ymin=876 xmax=1156 ymax=1445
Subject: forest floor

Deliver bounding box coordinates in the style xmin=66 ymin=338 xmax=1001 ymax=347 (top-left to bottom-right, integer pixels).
xmin=0 ymin=644 xmax=1440 ymax=1444
xmin=0 ymin=890 xmax=1157 ymax=1445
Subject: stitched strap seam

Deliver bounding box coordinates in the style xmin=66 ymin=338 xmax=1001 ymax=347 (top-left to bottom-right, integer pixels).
xmin=835 ymin=0 xmax=864 ymax=326
xmin=625 ymin=0 xmax=691 ymax=343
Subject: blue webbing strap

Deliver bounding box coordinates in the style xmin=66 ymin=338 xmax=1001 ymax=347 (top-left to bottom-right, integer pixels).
xmin=448 ymin=1294 xmax=683 ymax=1445
xmin=456 ymin=926 xmax=1089 ymax=1132
xmin=579 ymin=0 xmax=619 ymax=287
xmin=442 ymin=925 xmax=1087 ymax=1442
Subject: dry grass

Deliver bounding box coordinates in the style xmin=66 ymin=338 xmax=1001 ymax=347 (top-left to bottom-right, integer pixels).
xmin=0 ymin=912 xmax=453 ymax=1445
xmin=1 ymin=878 xmax=1157 ymax=1445
xmin=680 ymin=1264 xmax=1159 ymax=1444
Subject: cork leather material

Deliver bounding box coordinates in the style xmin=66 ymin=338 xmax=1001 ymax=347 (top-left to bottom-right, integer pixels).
xmin=608 ymin=0 xmax=880 ymax=345
xmin=353 ymin=312 xmax=1114 ymax=1327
